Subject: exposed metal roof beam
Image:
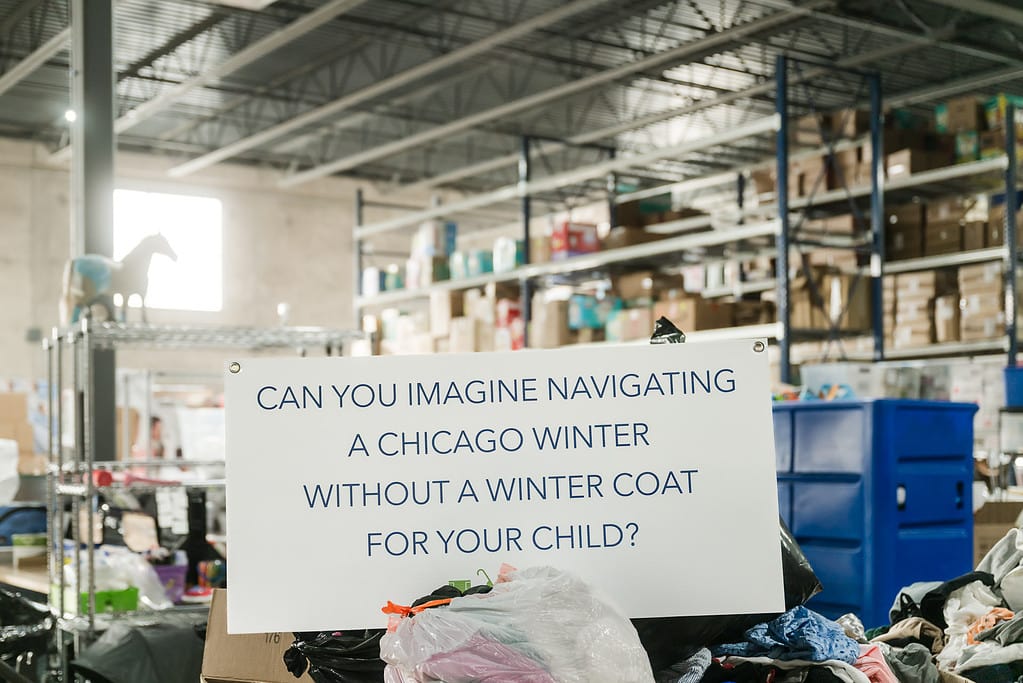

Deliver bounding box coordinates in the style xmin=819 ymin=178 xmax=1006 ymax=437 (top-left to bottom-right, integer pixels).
xmin=0 ymin=26 xmax=69 ymax=98
xmin=357 ymin=114 xmax=780 ymax=238
xmin=403 ymin=12 xmax=1023 ymax=193
xmin=0 ymin=0 xmax=47 ymax=36
xmin=166 ymin=0 xmax=615 ymax=178
xmin=404 ymin=39 xmax=923 ymax=193
xmin=922 ymin=0 xmax=1023 ymax=29
xmin=278 ymin=0 xmax=831 ymax=188
xmin=48 ymin=0 xmax=369 ymax=162
xmin=887 ymin=64 xmax=1023 ymax=108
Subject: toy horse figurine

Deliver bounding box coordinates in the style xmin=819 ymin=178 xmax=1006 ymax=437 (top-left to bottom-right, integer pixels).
xmin=60 ymin=233 xmax=177 ymax=324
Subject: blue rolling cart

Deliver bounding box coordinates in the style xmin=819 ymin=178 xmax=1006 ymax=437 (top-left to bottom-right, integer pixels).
xmin=774 ymin=399 xmax=976 ymax=627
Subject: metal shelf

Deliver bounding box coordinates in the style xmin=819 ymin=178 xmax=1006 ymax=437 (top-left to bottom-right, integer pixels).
xmin=66 ymin=322 xmax=363 ymax=350
xmin=355 ymin=115 xmax=780 ymax=238
xmin=684 ymin=322 xmax=781 ymax=343
xmin=56 ymin=604 xmax=209 ymax=634
xmin=356 ymin=220 xmax=780 ymax=308
xmin=883 ymin=247 xmax=1006 ymax=274
xmin=357 ymin=270 xmax=520 ymax=309
xmin=845 ymin=339 xmax=1008 ymax=361
xmin=702 ymin=279 xmax=776 ymax=298
xmin=779 ymin=157 xmax=1008 ymax=213
xmin=56 ymin=479 xmax=226 ymax=497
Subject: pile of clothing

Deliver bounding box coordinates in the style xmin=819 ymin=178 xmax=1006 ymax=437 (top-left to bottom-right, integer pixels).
xmin=653 ymin=527 xmax=1023 ymax=683
xmin=656 ymin=605 xmax=950 ymax=683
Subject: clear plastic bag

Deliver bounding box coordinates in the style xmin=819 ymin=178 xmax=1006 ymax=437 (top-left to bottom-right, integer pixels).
xmin=66 ymin=545 xmax=172 ymax=610
xmin=380 ymin=565 xmax=654 ymax=683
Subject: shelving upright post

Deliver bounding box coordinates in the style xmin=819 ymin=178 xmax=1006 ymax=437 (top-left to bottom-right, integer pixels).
xmin=869 ymin=72 xmax=885 ymax=361
xmin=775 ymin=54 xmax=792 ymax=383
xmin=520 ymin=136 xmax=533 ymax=347
xmin=354 ymin=188 xmax=365 ymax=329
xmin=1007 ymin=101 xmax=1019 ymax=366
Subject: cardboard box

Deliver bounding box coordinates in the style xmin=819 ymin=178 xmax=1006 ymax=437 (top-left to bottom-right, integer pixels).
xmin=429 ymin=291 xmax=463 ymax=337
xmin=615 ymin=271 xmax=680 ymax=300
xmin=886 ymin=203 xmax=924 ymax=260
xmin=791 ymin=154 xmax=834 ymax=198
xmin=974 ymin=502 xmax=1023 ymax=566
xmin=0 ymin=422 xmax=32 ymax=455
xmin=896 ymin=270 xmax=957 ymax=298
xmin=822 ymin=273 xmax=871 ymax=331
xmin=935 ymin=95 xmax=985 ymax=134
xmin=614 ymin=308 xmax=655 ymax=342
xmin=831 ymin=108 xmax=871 ymax=139
xmin=654 ymin=298 xmax=734 ymax=332
xmin=449 ymin=317 xmax=479 ymax=353
xmin=925 ymin=220 xmax=962 ymax=255
xmin=987 ymin=203 xmax=1023 ymax=247
xmin=896 ymin=296 xmax=932 ymax=324
xmin=201 ymin=590 xmax=314 ymax=683
xmin=960 ymin=291 xmax=1003 ymax=318
xmin=893 ymin=325 xmax=933 ymax=348
xmin=983 ymin=93 xmax=1023 ymax=131
xmin=0 ymin=394 xmax=28 ymax=422
xmin=963 ymin=221 xmax=986 ymax=251
xmin=954 ymin=131 xmax=979 ymax=163
xmin=530 ymin=298 xmax=572 ymax=349
xmin=960 ymin=262 xmax=1002 ymax=288
xmin=886 ymin=148 xmax=949 ymax=179
xmin=530 ymin=235 xmax=551 ymax=264
xmin=550 ymin=221 xmax=599 ymax=259
xmin=935 ymin=294 xmax=961 ymax=343
xmin=750 ymin=167 xmax=776 ymax=196
xmin=793 ymin=113 xmax=830 ymax=146
xmin=961 ymin=315 xmax=1006 ymax=341
xmin=734 ymin=300 xmax=774 ymax=326
xmin=601 ymin=227 xmax=663 ymax=251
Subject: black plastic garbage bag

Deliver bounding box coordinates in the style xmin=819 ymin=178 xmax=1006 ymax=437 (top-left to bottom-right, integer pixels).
xmin=72 ymin=620 xmax=205 ymax=683
xmin=284 ymin=630 xmax=386 ymax=683
xmin=0 ymin=586 xmax=53 ymax=676
xmin=633 ymin=519 xmax=822 ymax=670
xmin=634 ymin=321 xmax=824 ymax=671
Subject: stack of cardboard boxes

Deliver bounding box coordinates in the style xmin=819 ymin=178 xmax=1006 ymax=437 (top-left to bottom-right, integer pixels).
xmin=893 ymin=270 xmax=956 ymax=348
xmin=883 ymin=275 xmax=896 ymax=349
xmin=936 ymin=92 xmax=1023 ymax=163
xmin=959 ymin=262 xmax=1004 ymax=342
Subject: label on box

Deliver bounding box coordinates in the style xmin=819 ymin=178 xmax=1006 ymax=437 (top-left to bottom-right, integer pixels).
xmin=225 ymin=343 xmax=783 ymax=632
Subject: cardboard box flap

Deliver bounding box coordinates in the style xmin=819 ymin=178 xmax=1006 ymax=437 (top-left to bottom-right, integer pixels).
xmin=975 ymin=501 xmax=1023 ymax=526
xmin=202 ymin=590 xmax=314 ymax=683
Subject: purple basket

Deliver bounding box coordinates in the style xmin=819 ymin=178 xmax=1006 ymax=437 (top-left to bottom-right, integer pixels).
xmin=153 ymin=564 xmax=188 ymax=604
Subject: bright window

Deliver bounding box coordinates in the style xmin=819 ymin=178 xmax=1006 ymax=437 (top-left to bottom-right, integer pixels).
xmin=113 ymin=189 xmax=223 ymax=312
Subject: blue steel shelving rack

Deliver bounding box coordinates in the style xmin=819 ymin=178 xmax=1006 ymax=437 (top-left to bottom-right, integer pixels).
xmin=774 ymin=55 xmax=884 ymax=385
xmin=774 ymin=57 xmax=1021 ymax=381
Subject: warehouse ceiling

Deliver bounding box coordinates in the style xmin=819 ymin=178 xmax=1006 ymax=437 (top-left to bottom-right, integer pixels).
xmin=1 ymin=0 xmax=1023 ymax=206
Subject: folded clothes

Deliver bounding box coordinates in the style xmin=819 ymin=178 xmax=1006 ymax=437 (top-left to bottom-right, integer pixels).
xmin=713 ymin=607 xmax=861 ymax=664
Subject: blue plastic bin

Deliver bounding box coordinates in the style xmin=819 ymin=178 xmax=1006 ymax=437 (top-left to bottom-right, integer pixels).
xmin=1005 ymin=366 xmax=1023 ymax=407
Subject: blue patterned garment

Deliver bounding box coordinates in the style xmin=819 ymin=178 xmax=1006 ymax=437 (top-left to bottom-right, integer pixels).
xmin=711 ymin=606 xmax=861 ymax=664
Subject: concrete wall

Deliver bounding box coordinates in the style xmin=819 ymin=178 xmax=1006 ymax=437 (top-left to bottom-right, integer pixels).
xmin=0 ymin=137 xmax=426 ymax=379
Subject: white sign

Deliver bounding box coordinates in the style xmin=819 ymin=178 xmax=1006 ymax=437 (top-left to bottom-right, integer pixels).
xmin=225 ymin=341 xmax=783 ymax=633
